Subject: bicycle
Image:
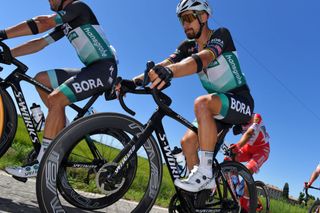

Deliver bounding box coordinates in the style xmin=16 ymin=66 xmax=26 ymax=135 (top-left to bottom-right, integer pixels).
xmin=221 ymin=143 xmax=271 ymax=213
xmin=0 ymin=41 xmax=117 ymax=208
xmin=36 ymin=61 xmax=257 ymax=212
xmin=305 ymin=182 xmax=320 ymax=213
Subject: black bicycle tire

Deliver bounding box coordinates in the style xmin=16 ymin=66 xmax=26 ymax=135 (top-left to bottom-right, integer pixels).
xmin=0 ymin=88 xmax=17 ymax=158
xmin=309 ymin=199 xmax=320 ymax=213
xmin=255 ymin=180 xmax=270 ymax=213
xmin=36 ymin=112 xmax=163 ymax=213
xmin=219 ymin=161 xmax=257 ymax=213
xmin=169 ymin=161 xmax=257 ymax=212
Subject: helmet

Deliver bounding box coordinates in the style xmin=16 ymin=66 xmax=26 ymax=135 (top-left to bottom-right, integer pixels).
xmin=176 ymin=0 xmax=212 ymax=16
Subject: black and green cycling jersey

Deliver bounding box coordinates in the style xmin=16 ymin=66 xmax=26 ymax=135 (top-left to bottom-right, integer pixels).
xmin=42 ymin=1 xmax=117 ymax=103
xmin=43 ymin=0 xmax=116 ymax=66
xmin=168 ymin=27 xmax=247 ymax=94
xmin=168 ymin=27 xmax=254 ymax=124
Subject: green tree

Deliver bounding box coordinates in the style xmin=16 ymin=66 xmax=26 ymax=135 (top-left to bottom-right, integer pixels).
xmin=283 ymin=182 xmax=289 ymax=199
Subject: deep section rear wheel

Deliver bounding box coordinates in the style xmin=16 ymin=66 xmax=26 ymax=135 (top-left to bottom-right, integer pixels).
xmin=0 ymin=88 xmax=17 ymax=158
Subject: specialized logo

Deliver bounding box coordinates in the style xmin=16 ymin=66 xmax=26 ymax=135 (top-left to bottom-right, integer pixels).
xmin=14 ymin=91 xmax=39 ymax=143
xmin=230 ymin=97 xmax=251 ymax=116
xmin=114 ymin=145 xmax=136 ymax=175
xmin=159 ymin=133 xmax=180 ymax=178
xmin=63 ymin=23 xmax=73 ymax=35
xmin=72 ymin=78 xmax=104 ymax=93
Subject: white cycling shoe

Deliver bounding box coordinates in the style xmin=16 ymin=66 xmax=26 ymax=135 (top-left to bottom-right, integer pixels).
xmin=174 ymin=165 xmax=216 ymax=192
xmin=5 ymin=160 xmax=39 ymax=178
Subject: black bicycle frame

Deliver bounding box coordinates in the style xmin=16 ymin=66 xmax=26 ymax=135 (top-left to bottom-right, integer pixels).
xmin=110 ymin=96 xmax=233 ymax=186
xmin=0 ymin=66 xmax=102 ymax=154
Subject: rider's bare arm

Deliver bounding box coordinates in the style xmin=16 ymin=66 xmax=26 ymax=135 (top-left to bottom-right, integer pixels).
xmin=11 ymin=37 xmax=49 ymax=57
xmin=5 ymin=14 xmax=59 ymax=57
xmin=5 ymin=15 xmax=57 ymax=39
xmin=148 ymin=49 xmax=214 ymax=89
xmin=308 ymin=164 xmax=320 ymax=187
xmin=237 ymin=128 xmax=254 ymax=148
xmin=167 ymin=49 xmax=214 ymax=78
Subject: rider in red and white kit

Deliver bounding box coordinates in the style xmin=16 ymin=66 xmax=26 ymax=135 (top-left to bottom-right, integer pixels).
xmin=227 ymin=113 xmax=270 ymax=212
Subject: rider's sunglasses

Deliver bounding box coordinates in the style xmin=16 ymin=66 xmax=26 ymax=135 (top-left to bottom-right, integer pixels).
xmin=178 ymin=13 xmax=199 ymax=24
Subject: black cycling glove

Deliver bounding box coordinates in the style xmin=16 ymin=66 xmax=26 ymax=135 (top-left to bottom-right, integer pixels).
xmin=0 ymin=30 xmax=8 ymax=41
xmin=153 ymin=65 xmax=174 ymax=84
xmin=121 ymin=79 xmax=138 ymax=90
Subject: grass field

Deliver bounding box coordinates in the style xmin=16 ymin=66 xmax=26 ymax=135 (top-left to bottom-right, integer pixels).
xmin=0 ymin=117 xmax=312 ymax=212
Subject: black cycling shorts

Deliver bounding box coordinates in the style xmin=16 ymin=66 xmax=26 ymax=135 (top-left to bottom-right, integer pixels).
xmin=213 ymin=86 xmax=254 ymax=124
xmin=46 ymin=59 xmax=117 ymax=103
xmin=193 ymin=85 xmax=254 ymax=126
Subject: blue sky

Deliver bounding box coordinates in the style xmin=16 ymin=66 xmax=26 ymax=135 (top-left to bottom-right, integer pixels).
xmin=1 ymin=0 xmax=320 ymax=199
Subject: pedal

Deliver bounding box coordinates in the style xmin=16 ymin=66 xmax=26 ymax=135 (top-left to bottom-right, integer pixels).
xmin=12 ymin=175 xmax=28 ymax=183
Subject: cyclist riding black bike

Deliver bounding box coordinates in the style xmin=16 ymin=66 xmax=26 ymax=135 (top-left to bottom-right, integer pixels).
xmin=306 ymin=163 xmax=320 ymax=189
xmin=1 ymin=0 xmax=118 ymax=178
xmin=129 ymin=0 xmax=254 ymax=193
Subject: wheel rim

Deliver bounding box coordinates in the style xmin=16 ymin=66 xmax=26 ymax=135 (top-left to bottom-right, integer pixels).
xmin=0 ymin=94 xmax=5 ymax=139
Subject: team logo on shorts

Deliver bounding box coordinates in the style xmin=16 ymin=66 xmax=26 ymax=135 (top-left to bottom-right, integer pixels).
xmin=72 ymin=78 xmax=104 ymax=93
xmin=230 ymin=97 xmax=251 ymax=116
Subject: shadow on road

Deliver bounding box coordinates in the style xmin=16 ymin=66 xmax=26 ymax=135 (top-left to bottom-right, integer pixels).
xmin=0 ymin=196 xmax=39 ymax=213
xmin=0 ymin=196 xmax=105 ymax=213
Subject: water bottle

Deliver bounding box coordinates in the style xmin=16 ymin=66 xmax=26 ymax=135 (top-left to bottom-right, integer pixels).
xmin=30 ymin=103 xmax=45 ymax=132
xmin=172 ymin=146 xmax=189 ymax=178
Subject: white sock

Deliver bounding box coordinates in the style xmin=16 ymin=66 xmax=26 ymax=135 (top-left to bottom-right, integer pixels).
xmin=199 ymin=150 xmax=214 ymax=178
xmin=37 ymin=137 xmax=52 ymax=162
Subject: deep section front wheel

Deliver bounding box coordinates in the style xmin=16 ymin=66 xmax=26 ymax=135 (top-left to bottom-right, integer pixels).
xmin=36 ymin=113 xmax=163 ymax=213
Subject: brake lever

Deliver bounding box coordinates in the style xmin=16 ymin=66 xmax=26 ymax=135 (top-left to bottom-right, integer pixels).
xmin=142 ymin=61 xmax=155 ymax=87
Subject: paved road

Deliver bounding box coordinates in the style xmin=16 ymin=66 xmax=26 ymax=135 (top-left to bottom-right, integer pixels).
xmin=0 ymin=171 xmax=167 ymax=213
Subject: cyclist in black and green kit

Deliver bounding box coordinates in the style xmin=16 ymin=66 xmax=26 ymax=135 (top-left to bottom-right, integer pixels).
xmin=131 ymin=0 xmax=254 ymax=193
xmin=0 ymin=0 xmax=118 ymax=178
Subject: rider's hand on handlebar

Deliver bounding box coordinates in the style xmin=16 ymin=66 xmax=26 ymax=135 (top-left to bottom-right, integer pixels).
xmin=149 ymin=65 xmax=173 ymax=90
xmin=115 ymin=79 xmax=138 ymax=98
xmin=229 ymin=143 xmax=241 ymax=154
xmin=305 ymin=182 xmax=311 ymax=189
